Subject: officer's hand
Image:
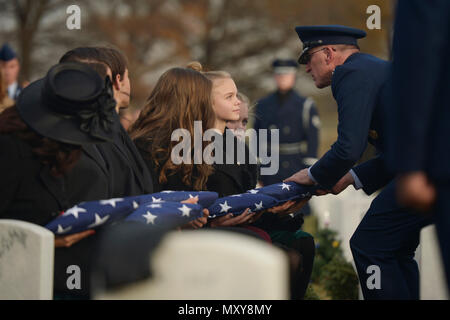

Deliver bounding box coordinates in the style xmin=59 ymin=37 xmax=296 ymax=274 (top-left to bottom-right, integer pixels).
xmin=330 ymin=171 xmax=354 ymax=195
xmin=284 ymin=168 xmax=315 ymax=185
xmin=397 ymin=172 xmax=436 ymax=213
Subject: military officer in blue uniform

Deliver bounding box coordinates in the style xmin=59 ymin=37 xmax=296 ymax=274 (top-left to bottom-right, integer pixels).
xmin=388 ymin=0 xmax=450 ymax=294
xmin=285 ymin=25 xmax=433 ymax=299
xmin=0 ymin=43 xmax=22 ymax=101
xmin=254 ymin=59 xmax=320 ymax=187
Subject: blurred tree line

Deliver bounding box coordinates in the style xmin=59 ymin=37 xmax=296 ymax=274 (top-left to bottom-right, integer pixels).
xmin=0 ymin=0 xmax=395 ymax=155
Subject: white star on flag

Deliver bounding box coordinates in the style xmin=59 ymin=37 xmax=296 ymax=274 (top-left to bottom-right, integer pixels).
xmin=151 ymin=197 xmax=164 ymax=203
xmin=254 ymin=201 xmax=264 ymax=210
xmin=231 ymin=194 xmax=242 ymax=197
xmin=279 ymin=183 xmax=291 ymax=191
xmin=249 ymin=189 xmax=259 ymax=194
xmin=161 ymin=190 xmax=174 ymax=193
xmin=219 ymin=201 xmax=232 ymax=213
xmin=87 ymin=214 xmax=110 ymax=228
xmin=178 ymin=204 xmax=192 ymax=217
xmin=100 ymin=198 xmax=124 ymax=208
xmin=62 ymin=206 xmax=87 ymax=219
xmin=56 ymin=224 xmax=72 ymax=234
xmin=143 ymin=211 xmax=157 ymax=224
xmin=147 ymin=203 xmax=162 ymax=209
xmin=133 ymin=201 xmax=139 ymax=209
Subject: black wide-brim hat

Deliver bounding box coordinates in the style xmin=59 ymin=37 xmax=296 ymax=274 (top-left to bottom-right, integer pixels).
xmin=295 ymin=25 xmax=366 ymax=64
xmin=17 ymin=62 xmax=119 ymax=145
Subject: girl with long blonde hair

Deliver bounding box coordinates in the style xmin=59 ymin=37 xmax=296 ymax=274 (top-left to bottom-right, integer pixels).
xmin=190 ymin=62 xmax=315 ymax=299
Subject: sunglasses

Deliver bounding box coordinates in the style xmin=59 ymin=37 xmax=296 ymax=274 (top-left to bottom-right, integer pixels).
xmin=303 ymin=47 xmax=327 ymax=64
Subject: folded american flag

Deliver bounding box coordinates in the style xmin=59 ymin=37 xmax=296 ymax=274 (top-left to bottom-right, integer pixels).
xmin=125 ymin=201 xmax=203 ymax=228
xmin=247 ymin=182 xmax=317 ymax=203
xmin=207 ymin=182 xmax=316 ymax=217
xmin=45 ymin=184 xmax=315 ymax=233
xmin=135 ymin=191 xmax=218 ymax=207
xmin=45 ymin=191 xmax=213 ymax=235
xmin=207 ymin=193 xmax=278 ymax=218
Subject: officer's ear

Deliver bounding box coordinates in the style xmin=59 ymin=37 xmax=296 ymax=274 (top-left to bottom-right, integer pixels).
xmin=324 ymin=47 xmax=331 ymax=62
xmin=325 ymin=47 xmax=337 ymax=64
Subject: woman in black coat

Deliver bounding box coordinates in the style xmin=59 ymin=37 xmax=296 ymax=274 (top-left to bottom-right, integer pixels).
xmin=0 ymin=62 xmax=120 ymax=298
xmin=0 ymin=62 xmax=119 ymax=230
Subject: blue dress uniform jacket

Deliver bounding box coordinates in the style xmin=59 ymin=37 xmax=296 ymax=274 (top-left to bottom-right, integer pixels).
xmin=387 ymin=0 xmax=450 ymax=293
xmin=309 ymin=52 xmax=390 ymax=190
xmin=294 ymin=23 xmax=436 ymax=300
xmin=389 ymin=0 xmax=450 ymax=183
xmin=254 ymin=89 xmax=319 ymax=186
xmin=351 ymin=75 xmax=395 ymax=195
xmin=337 ymin=53 xmax=433 ymax=299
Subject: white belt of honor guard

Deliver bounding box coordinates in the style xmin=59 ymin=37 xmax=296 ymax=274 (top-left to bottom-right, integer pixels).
xmin=278 ymin=141 xmax=308 ymax=155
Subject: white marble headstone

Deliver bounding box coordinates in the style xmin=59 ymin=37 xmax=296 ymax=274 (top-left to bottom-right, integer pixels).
xmin=0 ymin=220 xmax=54 ymax=300
xmin=95 ymin=230 xmax=289 ymax=300
xmin=419 ymin=225 xmax=449 ymax=300
xmin=309 ymin=188 xmax=375 ymax=262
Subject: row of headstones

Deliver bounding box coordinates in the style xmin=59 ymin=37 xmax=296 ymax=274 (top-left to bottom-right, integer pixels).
xmin=0 ymin=219 xmax=290 ymax=300
xmin=1 ymin=190 xmax=448 ymax=300
xmin=309 ymin=188 xmax=450 ymax=300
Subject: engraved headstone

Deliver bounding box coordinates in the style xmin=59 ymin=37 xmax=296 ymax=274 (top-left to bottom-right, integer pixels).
xmin=0 ymin=220 xmax=54 ymax=299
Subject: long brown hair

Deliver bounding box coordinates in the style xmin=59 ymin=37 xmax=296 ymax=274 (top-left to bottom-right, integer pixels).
xmin=129 ymin=67 xmax=215 ymax=190
xmin=0 ymin=106 xmax=82 ymax=177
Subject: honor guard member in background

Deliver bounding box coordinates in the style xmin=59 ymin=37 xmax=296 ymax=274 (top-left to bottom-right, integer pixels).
xmin=286 ymin=25 xmax=433 ymax=299
xmin=0 ymin=43 xmax=22 ymax=101
xmin=253 ymin=59 xmax=319 ymax=198
xmin=253 ymin=59 xmax=319 ymax=215
xmin=389 ymin=0 xmax=450 ymax=293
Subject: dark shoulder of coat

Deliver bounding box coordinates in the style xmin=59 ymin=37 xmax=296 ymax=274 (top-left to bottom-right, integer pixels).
xmin=206 ymin=132 xmax=258 ymax=197
xmin=0 ymin=135 xmax=63 ymax=225
xmin=332 ymin=52 xmax=390 ymax=98
xmin=94 ymin=125 xmax=154 ymax=197
xmin=134 ymin=137 xmax=194 ymax=192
